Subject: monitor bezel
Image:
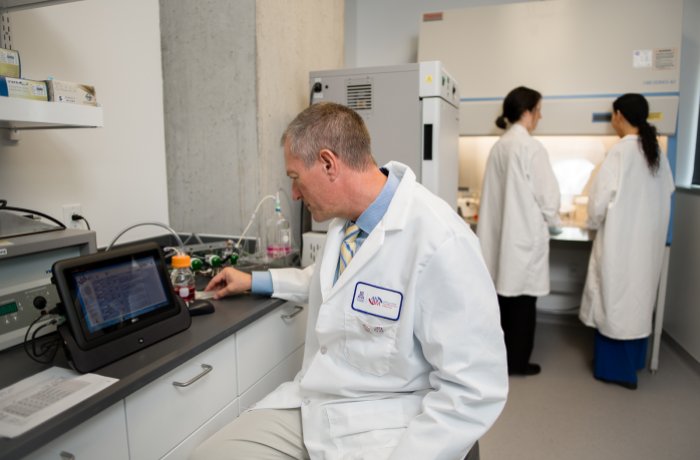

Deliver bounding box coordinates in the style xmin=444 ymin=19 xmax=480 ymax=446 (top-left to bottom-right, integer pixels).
xmin=52 ymin=242 xmax=182 ymax=351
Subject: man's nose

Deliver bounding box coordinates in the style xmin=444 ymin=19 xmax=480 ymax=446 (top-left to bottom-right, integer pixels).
xmin=291 ymin=184 xmax=302 ymax=201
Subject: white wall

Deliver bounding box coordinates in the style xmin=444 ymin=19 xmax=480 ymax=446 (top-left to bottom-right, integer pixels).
xmin=664 ymin=0 xmax=700 ymax=363
xmin=159 ymin=0 xmax=344 ymax=250
xmin=256 ymin=0 xmax=345 ymax=247
xmin=0 ymin=0 xmax=169 ymax=248
xmin=675 ymin=0 xmax=700 ymax=186
xmin=159 ymin=0 xmax=259 ymax=237
xmin=665 ymin=191 xmax=700 ymax=363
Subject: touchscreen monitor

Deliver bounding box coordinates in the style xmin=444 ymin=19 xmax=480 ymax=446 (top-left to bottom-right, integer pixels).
xmin=53 ymin=242 xmax=184 ymax=351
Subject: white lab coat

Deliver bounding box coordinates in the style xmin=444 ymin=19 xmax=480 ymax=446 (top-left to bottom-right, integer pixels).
xmin=579 ymin=135 xmax=674 ymax=339
xmin=254 ymin=162 xmax=508 ymax=460
xmin=477 ymin=123 xmax=560 ymax=296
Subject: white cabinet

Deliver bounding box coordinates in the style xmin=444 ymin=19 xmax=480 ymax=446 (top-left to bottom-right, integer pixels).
xmin=23 ymin=402 xmax=128 ymax=460
xmin=18 ymin=301 xmax=308 ymax=460
xmin=126 ymin=301 xmax=307 ymax=460
xmin=124 ymin=335 xmax=238 ymax=460
xmin=240 ymin=345 xmax=304 ymax=412
xmin=236 ymin=302 xmax=307 ymax=395
xmin=161 ymin=397 xmax=240 ymax=460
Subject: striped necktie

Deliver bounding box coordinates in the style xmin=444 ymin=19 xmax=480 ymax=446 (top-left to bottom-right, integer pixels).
xmin=338 ymin=223 xmax=360 ymax=277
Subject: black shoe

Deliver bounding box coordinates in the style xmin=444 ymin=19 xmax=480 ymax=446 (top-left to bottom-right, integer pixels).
xmin=509 ymin=363 xmax=541 ymax=376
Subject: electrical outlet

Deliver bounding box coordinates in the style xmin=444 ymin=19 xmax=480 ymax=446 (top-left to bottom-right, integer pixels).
xmin=302 ymin=232 xmax=326 ymax=267
xmin=62 ymin=203 xmax=82 ymax=228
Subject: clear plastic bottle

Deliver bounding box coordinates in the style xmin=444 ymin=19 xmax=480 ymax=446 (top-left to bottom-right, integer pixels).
xmin=171 ymin=254 xmax=195 ymax=304
xmin=266 ymin=205 xmax=292 ymax=259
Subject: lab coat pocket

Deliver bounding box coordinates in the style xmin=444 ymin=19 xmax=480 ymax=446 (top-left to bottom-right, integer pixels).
xmin=343 ymin=314 xmax=399 ymax=376
xmin=326 ymin=399 xmax=408 ymax=458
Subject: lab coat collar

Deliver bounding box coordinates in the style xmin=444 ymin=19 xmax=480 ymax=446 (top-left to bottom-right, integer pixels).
xmin=509 ymin=123 xmax=530 ymax=136
xmin=319 ymin=162 xmax=417 ymax=299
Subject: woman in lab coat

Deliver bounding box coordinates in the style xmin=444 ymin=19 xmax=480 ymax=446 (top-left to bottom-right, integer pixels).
xmin=477 ymin=86 xmax=561 ymax=376
xmin=579 ymin=93 xmax=674 ymax=389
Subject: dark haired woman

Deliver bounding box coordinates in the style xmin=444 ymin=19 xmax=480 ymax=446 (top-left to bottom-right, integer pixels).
xmin=477 ymin=86 xmax=561 ymax=376
xmin=579 ymin=93 xmax=675 ymax=389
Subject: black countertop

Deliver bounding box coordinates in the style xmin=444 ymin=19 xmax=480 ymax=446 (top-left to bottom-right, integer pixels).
xmin=0 ymin=294 xmax=285 ymax=460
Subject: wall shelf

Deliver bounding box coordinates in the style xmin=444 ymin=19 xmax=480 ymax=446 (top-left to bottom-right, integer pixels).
xmin=0 ymin=0 xmax=78 ymax=13
xmin=0 ymin=97 xmax=102 ymax=129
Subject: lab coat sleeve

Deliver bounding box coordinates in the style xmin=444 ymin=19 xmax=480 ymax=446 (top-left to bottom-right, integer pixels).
xmin=530 ymin=146 xmax=561 ymax=227
xmin=586 ymin=151 xmax=620 ymax=230
xmin=388 ymin=234 xmax=508 ymax=460
xmin=269 ymin=264 xmax=313 ymax=304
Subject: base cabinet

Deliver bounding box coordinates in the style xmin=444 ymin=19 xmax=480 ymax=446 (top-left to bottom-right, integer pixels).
xmin=161 ymin=397 xmax=240 ymax=460
xmin=23 ymin=402 xmax=128 ymax=460
xmin=20 ymin=302 xmax=306 ymax=459
xmin=240 ymin=345 xmax=304 ymax=412
xmin=125 ymin=334 xmax=239 ymax=460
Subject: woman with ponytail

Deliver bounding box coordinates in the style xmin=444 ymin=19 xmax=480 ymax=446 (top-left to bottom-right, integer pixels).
xmin=579 ymin=93 xmax=675 ymax=389
xmin=478 ymin=86 xmax=561 ymax=376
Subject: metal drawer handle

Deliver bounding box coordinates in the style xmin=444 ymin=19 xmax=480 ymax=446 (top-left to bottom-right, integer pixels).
xmin=172 ymin=364 xmax=213 ymax=387
xmin=281 ymin=305 xmax=304 ymax=320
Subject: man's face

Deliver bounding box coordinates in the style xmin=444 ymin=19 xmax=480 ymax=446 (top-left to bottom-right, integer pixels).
xmin=284 ymin=141 xmax=334 ymax=222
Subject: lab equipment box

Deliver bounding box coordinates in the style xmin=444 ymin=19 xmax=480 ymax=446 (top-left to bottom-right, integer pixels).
xmin=47 ymin=79 xmax=98 ymax=106
xmin=0 ymin=48 xmax=20 ymax=78
xmin=0 ymin=76 xmax=47 ymax=101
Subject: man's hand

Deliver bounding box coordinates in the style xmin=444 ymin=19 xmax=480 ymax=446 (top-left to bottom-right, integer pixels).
xmin=204 ymin=267 xmax=252 ymax=299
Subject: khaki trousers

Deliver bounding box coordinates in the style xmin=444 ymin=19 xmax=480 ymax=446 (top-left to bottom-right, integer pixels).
xmin=191 ymin=408 xmax=310 ymax=460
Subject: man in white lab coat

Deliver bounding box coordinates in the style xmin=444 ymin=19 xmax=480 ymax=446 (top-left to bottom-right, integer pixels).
xmin=194 ymin=102 xmax=508 ymax=459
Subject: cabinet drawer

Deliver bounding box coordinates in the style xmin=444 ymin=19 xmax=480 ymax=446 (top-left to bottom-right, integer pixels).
xmin=240 ymin=344 xmax=304 ymax=412
xmin=23 ymin=402 xmax=128 ymax=460
xmin=236 ymin=302 xmax=307 ymax=394
xmin=161 ymin=397 xmax=239 ymax=460
xmin=125 ymin=334 xmax=237 ymax=460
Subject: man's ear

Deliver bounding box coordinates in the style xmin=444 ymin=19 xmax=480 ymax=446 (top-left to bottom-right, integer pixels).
xmin=319 ymin=149 xmax=340 ymax=181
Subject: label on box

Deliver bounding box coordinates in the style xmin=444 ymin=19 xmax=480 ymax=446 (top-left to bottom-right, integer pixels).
xmin=0 ymin=48 xmax=20 ymax=78
xmin=0 ymin=77 xmax=48 ymax=101
xmin=47 ymin=79 xmax=97 ymax=106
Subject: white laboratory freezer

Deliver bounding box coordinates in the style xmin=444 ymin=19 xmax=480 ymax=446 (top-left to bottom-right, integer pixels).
xmin=309 ymin=61 xmax=460 ymax=231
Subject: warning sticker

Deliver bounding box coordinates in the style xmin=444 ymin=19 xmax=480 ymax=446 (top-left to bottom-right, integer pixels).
xmin=654 ymin=48 xmax=677 ymax=71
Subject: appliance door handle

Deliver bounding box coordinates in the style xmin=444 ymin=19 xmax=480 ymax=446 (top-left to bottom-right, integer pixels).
xmin=172 ymin=364 xmax=213 ymax=387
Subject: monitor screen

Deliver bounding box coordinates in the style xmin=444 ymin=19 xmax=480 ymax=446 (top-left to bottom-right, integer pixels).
xmin=53 ymin=242 xmax=183 ymax=350
xmin=72 ymin=255 xmax=170 ymax=333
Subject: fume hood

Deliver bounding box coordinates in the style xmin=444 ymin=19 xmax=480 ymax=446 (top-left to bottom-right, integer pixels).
xmin=417 ymin=0 xmax=682 ymax=371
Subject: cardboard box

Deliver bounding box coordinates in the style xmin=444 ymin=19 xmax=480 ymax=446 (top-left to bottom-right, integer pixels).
xmin=0 ymin=77 xmax=48 ymax=101
xmin=46 ymin=79 xmax=97 ymax=106
xmin=0 ymin=48 xmax=20 ymax=78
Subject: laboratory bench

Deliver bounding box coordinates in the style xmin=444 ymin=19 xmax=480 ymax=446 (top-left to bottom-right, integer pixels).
xmin=0 ymin=294 xmax=308 ymax=460
xmin=464 ymin=217 xmax=594 ymax=315
xmin=464 ymin=216 xmax=594 ymax=243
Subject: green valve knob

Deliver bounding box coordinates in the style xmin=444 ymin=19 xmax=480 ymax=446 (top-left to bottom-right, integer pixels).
xmin=190 ymin=257 xmax=204 ymax=271
xmin=205 ymin=254 xmax=223 ymax=267
xmin=230 ymin=253 xmax=239 ymax=265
